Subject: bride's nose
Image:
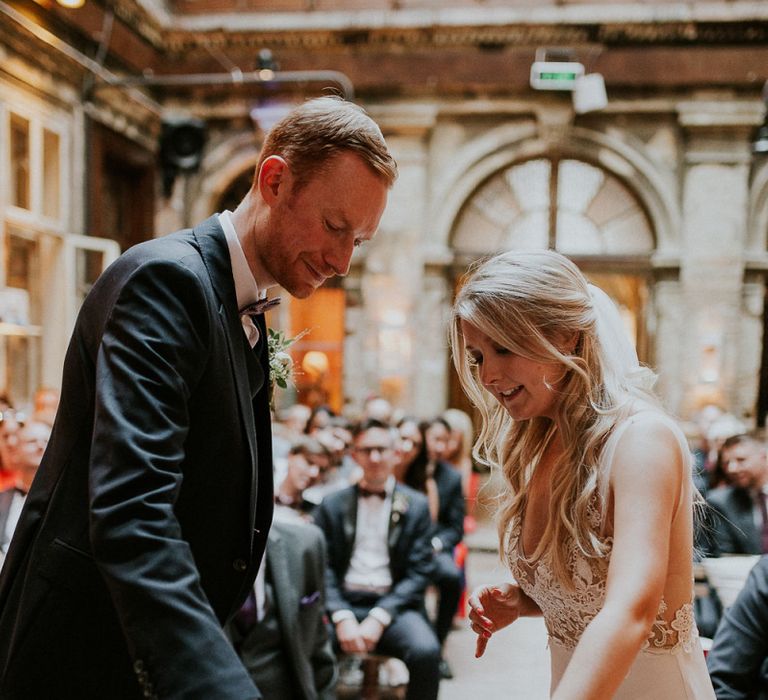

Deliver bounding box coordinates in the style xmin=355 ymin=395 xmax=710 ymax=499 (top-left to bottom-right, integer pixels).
xmin=479 ymin=358 xmax=502 ymax=389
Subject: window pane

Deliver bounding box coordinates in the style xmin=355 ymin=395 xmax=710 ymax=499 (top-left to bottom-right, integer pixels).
xmin=4 ymin=335 xmax=40 ymax=411
xmin=555 ymin=161 xmax=654 ymax=254
xmin=6 ymin=228 xmax=39 ymax=325
xmin=10 ymin=114 xmax=30 ymax=210
xmin=506 ymin=159 xmax=550 ymax=212
xmin=43 ymin=129 xmax=61 ymax=219
xmin=558 ymin=160 xmax=604 ymax=214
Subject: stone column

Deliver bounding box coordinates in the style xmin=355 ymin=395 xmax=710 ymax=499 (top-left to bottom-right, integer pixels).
xmin=677 ymin=100 xmax=756 ymax=419
xmin=344 ymin=107 xmax=435 ymax=415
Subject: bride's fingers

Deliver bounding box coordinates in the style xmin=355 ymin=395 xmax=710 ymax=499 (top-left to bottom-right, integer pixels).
xmin=475 ymin=633 xmax=489 ymax=658
xmin=469 ymin=608 xmax=494 ymax=628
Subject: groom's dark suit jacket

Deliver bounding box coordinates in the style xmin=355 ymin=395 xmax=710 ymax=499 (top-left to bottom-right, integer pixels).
xmin=0 ymin=217 xmax=273 ymax=700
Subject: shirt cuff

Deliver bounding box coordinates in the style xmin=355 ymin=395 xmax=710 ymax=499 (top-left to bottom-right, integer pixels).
xmin=331 ymin=609 xmax=356 ymax=625
xmin=367 ymin=607 xmax=392 ymax=628
xmin=431 ymin=536 xmax=444 ymax=553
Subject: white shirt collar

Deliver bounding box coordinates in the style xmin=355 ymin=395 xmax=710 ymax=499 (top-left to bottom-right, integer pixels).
xmin=218 ymin=211 xmax=273 ymax=310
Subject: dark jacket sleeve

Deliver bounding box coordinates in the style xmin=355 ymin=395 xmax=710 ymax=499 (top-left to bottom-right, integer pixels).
xmin=88 ymin=259 xmax=258 ymax=700
xmin=433 ymin=464 xmax=465 ymax=552
xmin=707 ymin=557 xmax=768 ymax=699
xmin=312 ymin=500 xmax=351 ymax=616
xmin=706 ymin=488 xmax=760 ymax=556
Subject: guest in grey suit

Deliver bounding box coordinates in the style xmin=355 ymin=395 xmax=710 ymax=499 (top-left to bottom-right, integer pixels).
xmin=228 ymin=518 xmax=337 ymax=700
xmin=705 ymin=434 xmax=768 ymax=557
xmin=0 ymin=97 xmax=395 ymax=700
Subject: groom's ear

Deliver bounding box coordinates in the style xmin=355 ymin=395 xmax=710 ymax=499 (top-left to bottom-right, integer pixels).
xmin=258 ymin=155 xmax=288 ymax=203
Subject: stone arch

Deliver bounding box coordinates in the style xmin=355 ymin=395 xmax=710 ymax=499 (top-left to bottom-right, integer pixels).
xmin=428 ymin=124 xmax=681 ymax=260
xmin=189 ymin=131 xmax=262 ymax=224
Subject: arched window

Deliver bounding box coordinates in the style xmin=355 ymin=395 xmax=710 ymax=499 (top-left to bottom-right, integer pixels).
xmin=452 ymin=157 xmax=654 ymax=257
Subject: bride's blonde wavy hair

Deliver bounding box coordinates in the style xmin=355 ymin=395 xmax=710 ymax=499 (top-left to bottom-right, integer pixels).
xmin=450 ymin=250 xmax=659 ymax=587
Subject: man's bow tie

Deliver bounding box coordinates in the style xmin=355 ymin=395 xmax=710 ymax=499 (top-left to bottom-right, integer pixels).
xmin=358 ymin=486 xmax=386 ymax=499
xmin=240 ymin=297 xmax=281 ymax=318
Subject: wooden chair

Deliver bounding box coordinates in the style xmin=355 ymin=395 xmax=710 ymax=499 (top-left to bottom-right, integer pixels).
xmin=336 ymin=653 xmax=407 ymax=699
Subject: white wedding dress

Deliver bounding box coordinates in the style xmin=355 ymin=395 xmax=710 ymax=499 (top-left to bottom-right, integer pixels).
xmin=505 ymin=413 xmax=716 ymax=699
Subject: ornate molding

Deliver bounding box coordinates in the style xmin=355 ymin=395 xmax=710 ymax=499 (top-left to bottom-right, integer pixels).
xmin=159 ymin=21 xmax=768 ymax=56
xmin=99 ymin=1 xmax=768 ymax=56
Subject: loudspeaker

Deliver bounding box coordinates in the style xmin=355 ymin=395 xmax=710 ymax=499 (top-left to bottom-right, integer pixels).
xmin=160 ymin=117 xmax=206 ymax=196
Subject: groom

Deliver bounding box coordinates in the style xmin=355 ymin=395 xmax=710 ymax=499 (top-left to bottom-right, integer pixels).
xmin=0 ymin=97 xmax=395 ymax=700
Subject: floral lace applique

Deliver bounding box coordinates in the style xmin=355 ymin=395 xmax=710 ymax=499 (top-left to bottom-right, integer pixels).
xmin=505 ymin=509 xmax=697 ymax=654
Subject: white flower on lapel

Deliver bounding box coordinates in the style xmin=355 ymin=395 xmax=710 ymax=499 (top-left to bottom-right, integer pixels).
xmin=267 ymin=327 xmax=309 ymax=405
xmin=391 ymin=491 xmax=409 ymax=523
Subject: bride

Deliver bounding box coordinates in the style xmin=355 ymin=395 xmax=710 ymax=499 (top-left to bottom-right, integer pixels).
xmin=452 ymin=250 xmax=714 ymax=699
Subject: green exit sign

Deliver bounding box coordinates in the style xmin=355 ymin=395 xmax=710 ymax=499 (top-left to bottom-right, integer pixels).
xmin=530 ymin=61 xmax=585 ymax=91
xmin=540 ymin=72 xmax=578 ymax=81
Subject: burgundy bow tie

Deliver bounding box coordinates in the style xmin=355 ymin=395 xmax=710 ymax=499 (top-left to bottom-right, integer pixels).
xmin=358 ymin=486 xmax=386 ymax=499
xmin=240 ymin=296 xmax=281 ymax=318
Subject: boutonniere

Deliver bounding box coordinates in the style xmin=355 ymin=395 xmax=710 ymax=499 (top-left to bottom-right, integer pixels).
xmin=267 ymin=327 xmax=309 ymax=407
xmin=391 ymin=491 xmax=409 ymax=523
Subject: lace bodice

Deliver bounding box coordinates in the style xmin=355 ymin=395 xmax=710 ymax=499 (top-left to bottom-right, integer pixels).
xmin=505 ymin=504 xmax=698 ymax=654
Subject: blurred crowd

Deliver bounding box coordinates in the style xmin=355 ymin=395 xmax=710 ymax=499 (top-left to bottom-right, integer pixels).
xmin=683 ymin=404 xmax=768 ymax=697
xmin=260 ymin=396 xmax=479 ymax=698
xmin=4 ymin=389 xmax=768 ymax=698
xmin=0 ymin=388 xmax=58 ymax=569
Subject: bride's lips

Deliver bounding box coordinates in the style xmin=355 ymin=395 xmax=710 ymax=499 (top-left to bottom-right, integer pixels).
xmin=498 ymin=385 xmax=524 ymax=404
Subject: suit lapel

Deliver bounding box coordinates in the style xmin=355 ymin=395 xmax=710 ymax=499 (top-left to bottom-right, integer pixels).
xmin=192 ymin=216 xmax=259 ymax=540
xmin=736 ymin=494 xmax=760 ymax=551
xmin=342 ymin=487 xmax=358 ymax=553
xmin=388 ymin=485 xmax=405 ymax=552
xmin=266 ymin=531 xmax=299 ymax=648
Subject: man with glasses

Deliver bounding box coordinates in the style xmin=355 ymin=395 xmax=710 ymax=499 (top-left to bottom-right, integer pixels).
xmin=313 ymin=419 xmax=441 ymax=700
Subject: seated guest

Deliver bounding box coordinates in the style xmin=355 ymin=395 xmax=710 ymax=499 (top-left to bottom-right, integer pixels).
xmin=423 ymin=416 xmax=465 ymax=678
xmin=441 ymin=408 xmax=475 ymax=498
xmin=227 ymin=518 xmax=337 ymax=700
xmin=705 ymin=433 xmax=768 ymax=557
xmin=303 ymin=426 xmax=357 ymax=506
xmin=0 ymin=405 xmax=20 ymax=492
xmin=305 ymin=405 xmax=336 ymax=435
xmin=275 ymin=437 xmax=333 ymax=521
xmin=707 ymin=556 xmax=768 ymax=699
xmin=362 ymin=395 xmax=394 ymax=424
xmin=32 ymin=386 xmax=59 ymax=426
xmin=1 ymin=420 xmax=51 ymax=567
xmin=313 ymin=419 xmax=441 ymax=700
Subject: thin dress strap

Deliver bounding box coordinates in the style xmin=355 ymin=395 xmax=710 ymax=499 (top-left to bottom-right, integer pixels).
xmin=598 ymin=409 xmax=692 ymax=520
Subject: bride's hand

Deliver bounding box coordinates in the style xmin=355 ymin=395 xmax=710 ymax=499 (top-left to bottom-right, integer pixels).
xmin=467 ymin=583 xmax=523 ymax=658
